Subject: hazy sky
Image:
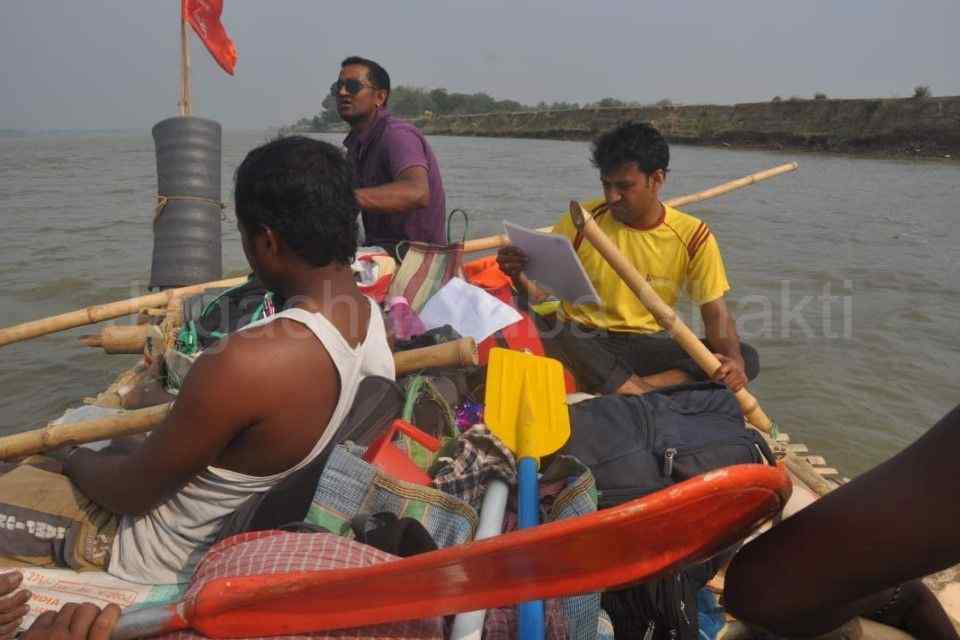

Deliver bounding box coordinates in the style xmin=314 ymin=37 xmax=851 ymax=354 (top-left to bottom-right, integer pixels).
xmin=1 ymin=1 xmax=956 ymax=130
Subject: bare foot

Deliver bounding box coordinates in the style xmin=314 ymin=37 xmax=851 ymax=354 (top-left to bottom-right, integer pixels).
xmin=614 ymin=370 xmax=695 ymax=396
xmin=614 ymin=375 xmax=654 ymax=395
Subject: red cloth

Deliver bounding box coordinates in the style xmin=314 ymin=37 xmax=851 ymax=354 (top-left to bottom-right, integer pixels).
xmin=184 ymin=0 xmax=237 ymax=75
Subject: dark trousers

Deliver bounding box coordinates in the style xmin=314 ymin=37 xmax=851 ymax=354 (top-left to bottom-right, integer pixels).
xmin=538 ymin=317 xmax=759 ymax=395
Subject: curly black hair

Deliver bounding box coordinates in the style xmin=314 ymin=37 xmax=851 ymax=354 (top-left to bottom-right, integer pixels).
xmin=234 ymin=136 xmax=359 ymax=267
xmin=591 ymin=121 xmax=670 ymax=177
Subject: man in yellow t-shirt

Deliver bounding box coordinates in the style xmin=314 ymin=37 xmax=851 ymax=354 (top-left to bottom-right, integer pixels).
xmin=498 ymin=122 xmax=758 ymax=395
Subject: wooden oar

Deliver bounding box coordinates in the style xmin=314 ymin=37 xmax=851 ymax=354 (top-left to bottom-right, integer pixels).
xmin=568 ymin=200 xmax=775 ymax=433
xmin=461 ymin=162 xmax=798 ymax=253
xmin=0 ymin=338 xmax=480 ymax=461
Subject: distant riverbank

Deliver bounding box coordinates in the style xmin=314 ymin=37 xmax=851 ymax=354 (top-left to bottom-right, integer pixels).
xmin=420 ymin=96 xmax=960 ymax=159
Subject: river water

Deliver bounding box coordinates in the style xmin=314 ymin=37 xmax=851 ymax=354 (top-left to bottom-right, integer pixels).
xmin=0 ymin=131 xmax=957 ymax=476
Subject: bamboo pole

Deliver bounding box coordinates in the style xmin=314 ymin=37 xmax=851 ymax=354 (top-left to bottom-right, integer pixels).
xmin=394 ymin=337 xmax=478 ymax=375
xmin=0 ymin=338 xmax=480 ymax=460
xmin=461 ymin=162 xmax=798 ymax=254
xmin=0 ymin=276 xmax=248 ymax=349
xmin=0 ymin=404 xmax=171 ymax=461
xmin=178 ymin=0 xmax=191 ymax=116
xmin=0 ymin=162 xmax=799 ymax=350
xmin=568 ymin=200 xmax=774 ymax=433
xmin=663 ymin=162 xmax=798 ymax=209
xmin=80 ymin=325 xmax=163 ymax=354
xmin=783 ymin=454 xmax=836 ymax=497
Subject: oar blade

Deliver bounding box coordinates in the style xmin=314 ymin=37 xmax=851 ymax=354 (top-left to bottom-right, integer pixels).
xmin=149 ymin=465 xmax=790 ymax=638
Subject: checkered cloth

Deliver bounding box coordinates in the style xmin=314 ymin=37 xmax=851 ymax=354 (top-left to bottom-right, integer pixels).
xmin=159 ymin=531 xmax=443 ymax=640
xmin=482 ymin=599 xmax=570 ymax=640
xmin=430 ymin=424 xmax=517 ymax=510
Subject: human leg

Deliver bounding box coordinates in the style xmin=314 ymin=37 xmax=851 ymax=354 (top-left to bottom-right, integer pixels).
xmin=537 ymin=319 xmax=636 ymax=394
xmin=0 ymin=459 xmax=118 ymax=571
xmin=725 ymin=405 xmax=960 ymax=637
xmin=617 ymin=332 xmax=760 ymax=384
xmin=597 ymin=332 xmax=699 ymax=391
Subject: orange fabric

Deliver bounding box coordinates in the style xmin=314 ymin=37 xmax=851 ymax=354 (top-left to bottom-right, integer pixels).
xmin=463 ymin=256 xmax=513 ymax=293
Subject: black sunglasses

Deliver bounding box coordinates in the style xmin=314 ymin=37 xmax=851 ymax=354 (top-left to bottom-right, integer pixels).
xmin=330 ymin=78 xmax=375 ymax=96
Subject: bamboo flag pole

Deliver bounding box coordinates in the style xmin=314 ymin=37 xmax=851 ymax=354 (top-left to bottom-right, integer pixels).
xmin=179 ymin=0 xmax=192 ymax=116
xmin=0 ymin=162 xmax=798 ymax=350
xmin=462 ymin=162 xmax=798 ymax=254
xmin=568 ymin=200 xmax=775 ymax=433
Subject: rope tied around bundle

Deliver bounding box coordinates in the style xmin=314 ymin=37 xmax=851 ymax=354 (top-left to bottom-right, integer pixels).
xmin=154 ymin=195 xmax=227 ymax=224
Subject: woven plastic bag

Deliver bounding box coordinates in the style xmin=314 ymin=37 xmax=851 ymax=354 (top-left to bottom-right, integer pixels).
xmin=386 ymin=210 xmax=468 ymax=313
xmin=306 ymin=444 xmax=478 ymax=549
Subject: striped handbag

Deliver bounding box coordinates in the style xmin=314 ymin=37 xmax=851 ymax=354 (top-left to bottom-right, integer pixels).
xmin=386 ymin=210 xmax=468 ymax=313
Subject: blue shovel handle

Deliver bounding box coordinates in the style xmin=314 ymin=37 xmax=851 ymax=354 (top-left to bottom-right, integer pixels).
xmin=517 ymin=456 xmax=545 ymax=640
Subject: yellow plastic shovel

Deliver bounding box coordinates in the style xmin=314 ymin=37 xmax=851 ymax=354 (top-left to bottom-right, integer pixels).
xmin=484 ymin=347 xmax=571 ymax=639
xmin=484 ymin=348 xmax=570 ymax=460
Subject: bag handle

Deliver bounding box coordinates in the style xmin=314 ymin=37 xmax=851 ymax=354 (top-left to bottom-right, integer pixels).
xmin=351 ymin=512 xmax=438 ymax=557
xmin=402 ymin=375 xmax=426 ymax=422
xmin=402 ymin=374 xmax=459 ymax=439
xmin=278 ymin=521 xmax=334 ymax=534
xmin=393 ymin=240 xmax=409 ymax=263
xmin=447 ymin=208 xmax=469 ymax=245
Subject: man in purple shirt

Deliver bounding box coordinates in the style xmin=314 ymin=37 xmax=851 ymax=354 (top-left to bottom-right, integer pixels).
xmin=335 ymin=56 xmax=447 ymax=253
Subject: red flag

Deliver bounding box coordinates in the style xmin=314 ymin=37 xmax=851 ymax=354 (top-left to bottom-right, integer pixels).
xmin=184 ymin=0 xmax=237 ymax=75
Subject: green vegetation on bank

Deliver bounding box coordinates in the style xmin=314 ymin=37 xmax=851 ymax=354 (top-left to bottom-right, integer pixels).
xmin=285 ymin=86 xmax=649 ymax=132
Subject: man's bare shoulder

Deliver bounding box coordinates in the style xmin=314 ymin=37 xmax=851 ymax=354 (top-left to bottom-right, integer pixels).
xmin=194 ymin=317 xmax=335 ymax=392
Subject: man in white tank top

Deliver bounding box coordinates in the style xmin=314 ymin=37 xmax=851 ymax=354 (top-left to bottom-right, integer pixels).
xmin=0 ymin=137 xmax=394 ymax=588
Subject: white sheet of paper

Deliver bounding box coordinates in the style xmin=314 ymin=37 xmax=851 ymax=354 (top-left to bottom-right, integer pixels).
xmin=418 ymin=277 xmax=523 ymax=343
xmin=18 ymin=568 xmax=183 ymax=629
xmin=503 ymin=222 xmax=601 ymax=305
